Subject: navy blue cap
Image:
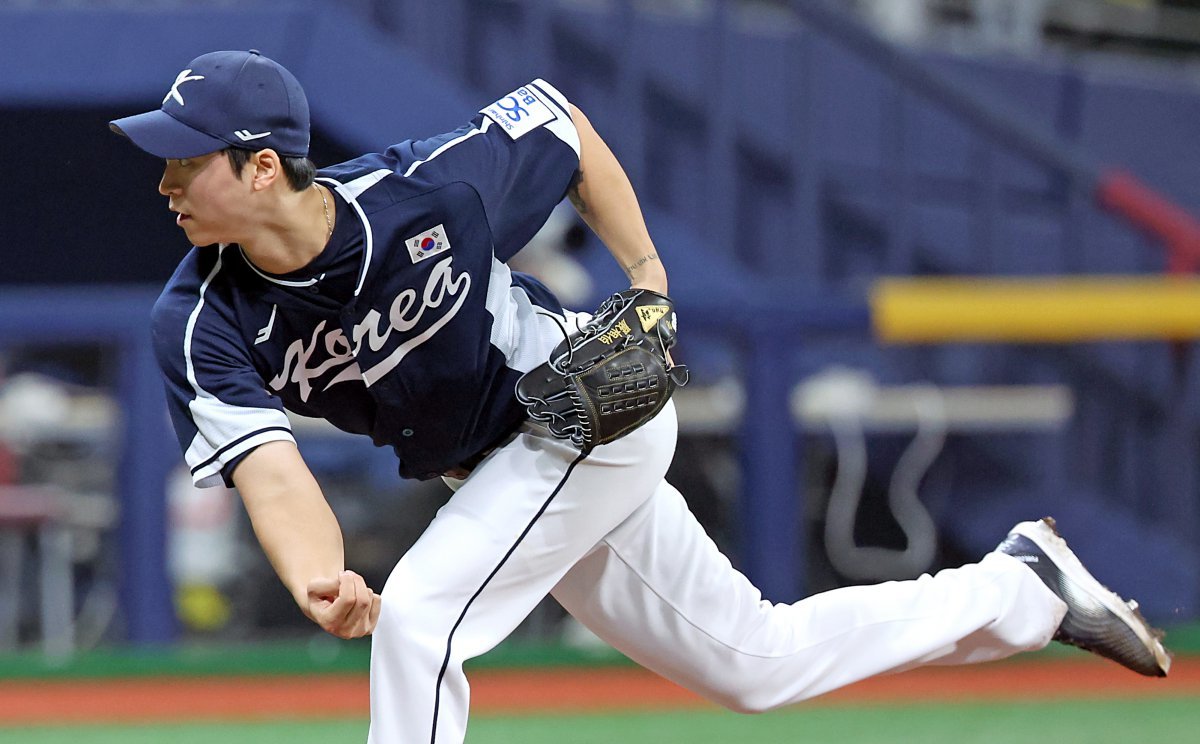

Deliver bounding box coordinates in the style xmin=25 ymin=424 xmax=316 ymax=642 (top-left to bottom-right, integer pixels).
xmin=109 ymin=50 xmax=309 ymax=159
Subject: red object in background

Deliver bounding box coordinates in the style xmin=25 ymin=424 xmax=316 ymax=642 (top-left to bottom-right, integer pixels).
xmin=1098 ymin=169 xmax=1200 ymax=274
xmin=0 ymin=442 xmax=17 ymax=485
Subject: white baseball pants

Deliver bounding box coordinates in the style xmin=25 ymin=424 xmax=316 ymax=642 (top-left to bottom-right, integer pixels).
xmin=366 ymin=402 xmax=1067 ymax=743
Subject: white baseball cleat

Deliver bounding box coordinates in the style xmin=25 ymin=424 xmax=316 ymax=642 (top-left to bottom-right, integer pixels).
xmin=996 ymin=517 xmax=1171 ymax=677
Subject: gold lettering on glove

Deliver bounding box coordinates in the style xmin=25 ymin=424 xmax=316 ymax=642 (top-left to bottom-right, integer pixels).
xmin=635 ymin=305 xmax=670 ymax=332
xmin=598 ymin=319 xmax=633 ymax=344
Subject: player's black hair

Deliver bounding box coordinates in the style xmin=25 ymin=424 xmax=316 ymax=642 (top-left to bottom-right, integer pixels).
xmin=224 ymin=147 xmax=316 ymax=191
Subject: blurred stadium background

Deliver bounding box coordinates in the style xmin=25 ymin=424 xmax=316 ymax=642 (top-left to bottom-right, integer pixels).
xmin=2 ymin=0 xmax=1200 ymax=741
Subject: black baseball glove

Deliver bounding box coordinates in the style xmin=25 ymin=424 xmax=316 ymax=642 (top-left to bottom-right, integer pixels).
xmin=515 ymin=289 xmax=689 ymax=453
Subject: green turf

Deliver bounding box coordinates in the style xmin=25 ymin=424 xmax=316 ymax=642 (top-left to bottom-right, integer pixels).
xmin=0 ymin=636 xmax=630 ymax=680
xmin=1 ymin=621 xmax=1197 ymax=680
xmin=0 ymin=719 xmax=369 ymax=744
xmin=2 ymin=697 xmax=1195 ymax=744
xmin=471 ymin=697 xmax=1200 ymax=744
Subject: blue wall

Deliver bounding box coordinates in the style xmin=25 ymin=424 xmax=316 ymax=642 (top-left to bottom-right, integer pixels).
xmin=2 ymin=1 xmax=1198 ymax=633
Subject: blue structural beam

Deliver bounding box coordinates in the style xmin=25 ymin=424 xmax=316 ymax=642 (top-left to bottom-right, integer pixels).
xmin=683 ymin=292 xmax=872 ymax=602
xmin=739 ymin=329 xmax=802 ymax=601
xmin=0 ymin=287 xmax=178 ymax=644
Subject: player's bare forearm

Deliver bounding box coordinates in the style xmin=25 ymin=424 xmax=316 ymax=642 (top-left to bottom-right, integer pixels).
xmin=232 ymin=443 xmax=355 ymax=614
xmin=568 ymin=104 xmax=668 ymax=294
xmin=233 ymin=442 xmax=380 ymax=638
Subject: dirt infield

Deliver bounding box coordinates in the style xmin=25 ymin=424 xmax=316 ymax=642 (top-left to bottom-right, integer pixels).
xmin=0 ymin=657 xmax=1193 ymax=725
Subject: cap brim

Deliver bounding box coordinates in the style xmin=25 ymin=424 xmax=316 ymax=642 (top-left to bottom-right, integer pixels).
xmin=109 ymin=109 xmax=228 ymax=159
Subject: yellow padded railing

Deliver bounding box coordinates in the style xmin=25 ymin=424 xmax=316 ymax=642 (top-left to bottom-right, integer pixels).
xmin=871 ymin=276 xmax=1200 ymax=342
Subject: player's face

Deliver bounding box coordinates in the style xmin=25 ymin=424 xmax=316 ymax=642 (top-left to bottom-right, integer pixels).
xmin=158 ymin=152 xmax=249 ymax=246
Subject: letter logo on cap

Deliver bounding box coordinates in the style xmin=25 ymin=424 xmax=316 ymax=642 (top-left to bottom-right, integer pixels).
xmin=163 ymin=69 xmax=205 ymax=106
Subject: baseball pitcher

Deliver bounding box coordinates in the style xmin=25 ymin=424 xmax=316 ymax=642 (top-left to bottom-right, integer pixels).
xmin=110 ymin=50 xmax=1169 ymax=744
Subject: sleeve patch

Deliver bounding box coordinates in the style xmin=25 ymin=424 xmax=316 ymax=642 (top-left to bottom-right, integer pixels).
xmin=480 ymin=85 xmax=558 ymax=140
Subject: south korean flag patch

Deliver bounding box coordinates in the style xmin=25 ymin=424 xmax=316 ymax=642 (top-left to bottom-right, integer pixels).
xmin=480 ymin=85 xmax=557 ymax=140
xmin=406 ymin=224 xmax=451 ymax=264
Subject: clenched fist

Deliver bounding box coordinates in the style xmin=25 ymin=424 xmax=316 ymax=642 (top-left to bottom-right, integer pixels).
xmin=307 ymin=570 xmax=382 ymax=639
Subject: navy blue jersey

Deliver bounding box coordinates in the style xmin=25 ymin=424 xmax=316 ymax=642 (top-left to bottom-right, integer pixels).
xmin=152 ymin=80 xmax=582 ymax=485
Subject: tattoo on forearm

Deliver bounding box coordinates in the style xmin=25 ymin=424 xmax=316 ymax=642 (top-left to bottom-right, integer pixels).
xmin=625 ymin=253 xmax=659 ymax=279
xmin=568 ymin=170 xmax=587 ymax=215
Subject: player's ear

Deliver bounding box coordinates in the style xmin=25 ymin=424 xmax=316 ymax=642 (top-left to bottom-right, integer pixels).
xmin=248 ymin=149 xmax=282 ymax=192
